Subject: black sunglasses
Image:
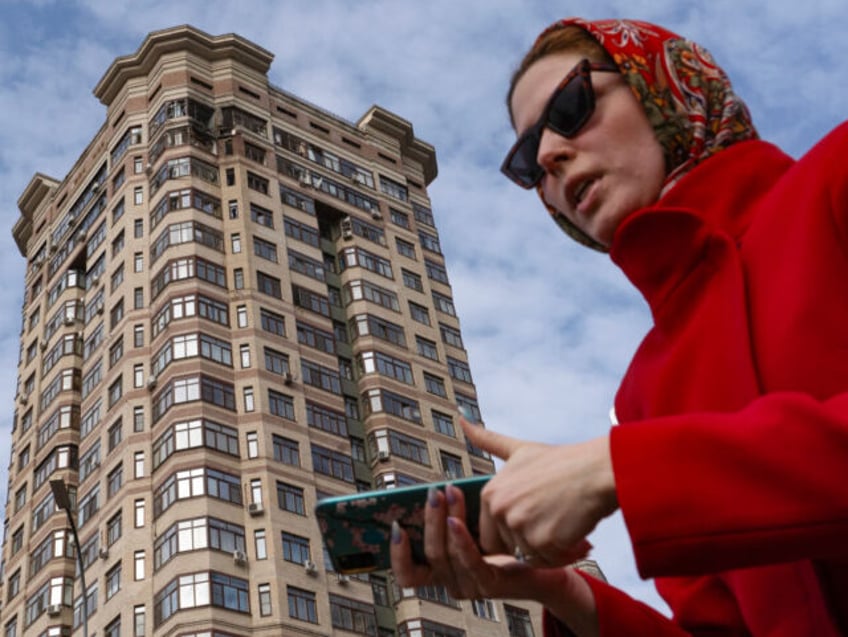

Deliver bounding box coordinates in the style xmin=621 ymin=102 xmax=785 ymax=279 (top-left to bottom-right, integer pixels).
xmin=501 ymin=58 xmax=619 ymax=189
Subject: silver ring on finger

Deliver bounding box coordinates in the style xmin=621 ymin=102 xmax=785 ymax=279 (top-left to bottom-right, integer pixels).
xmin=513 ymin=546 xmax=535 ymax=563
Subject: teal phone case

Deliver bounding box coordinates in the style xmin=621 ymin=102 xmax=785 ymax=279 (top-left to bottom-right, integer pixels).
xmin=315 ymin=474 xmax=491 ymax=574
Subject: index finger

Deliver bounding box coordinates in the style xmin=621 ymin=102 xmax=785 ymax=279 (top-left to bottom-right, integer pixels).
xmin=459 ymin=414 xmax=522 ymax=460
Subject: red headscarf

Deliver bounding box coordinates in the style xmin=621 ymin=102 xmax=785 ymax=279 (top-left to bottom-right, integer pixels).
xmin=533 ymin=18 xmax=758 ymax=250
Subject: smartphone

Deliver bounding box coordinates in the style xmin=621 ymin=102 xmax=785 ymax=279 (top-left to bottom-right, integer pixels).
xmin=315 ymin=474 xmax=491 ymax=574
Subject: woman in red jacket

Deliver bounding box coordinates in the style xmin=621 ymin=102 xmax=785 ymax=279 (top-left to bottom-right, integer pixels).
xmin=391 ymin=17 xmax=848 ymax=637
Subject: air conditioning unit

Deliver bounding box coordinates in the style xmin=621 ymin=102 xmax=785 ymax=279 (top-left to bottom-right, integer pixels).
xmin=233 ymin=550 xmax=247 ymax=566
xmin=76 ymin=229 xmax=87 ymax=241
xmin=40 ymin=341 xmax=48 ymax=351
xmin=337 ymin=574 xmax=350 ymax=585
xmin=64 ymin=316 xmax=76 ymax=326
xmin=91 ymin=182 xmax=102 ymax=193
xmin=247 ymin=502 xmax=264 ymax=516
xmin=96 ymin=303 xmax=104 ymax=315
xmin=19 ymin=392 xmax=29 ymax=405
xmin=377 ymin=450 xmax=390 ymax=462
xmin=299 ymin=173 xmax=312 ymax=188
xmin=370 ymin=210 xmax=383 ymax=221
xmin=47 ymin=604 xmax=63 ymax=617
xmin=283 ymin=371 xmax=294 ymax=386
xmin=304 ymin=559 xmax=317 ymax=575
xmin=99 ymin=547 xmax=109 ymax=560
xmin=49 ymin=243 xmax=59 ymax=254
xmin=147 ymin=375 xmax=158 ymax=390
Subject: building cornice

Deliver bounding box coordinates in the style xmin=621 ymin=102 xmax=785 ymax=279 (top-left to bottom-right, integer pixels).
xmin=357 ymin=106 xmax=438 ymax=185
xmin=14 ymin=173 xmax=60 ymax=255
xmin=94 ymin=25 xmax=274 ymax=106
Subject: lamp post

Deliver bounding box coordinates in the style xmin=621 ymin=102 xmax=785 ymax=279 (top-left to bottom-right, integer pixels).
xmin=50 ymin=479 xmax=88 ymax=637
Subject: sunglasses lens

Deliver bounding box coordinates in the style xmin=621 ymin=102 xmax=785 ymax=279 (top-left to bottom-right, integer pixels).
xmin=502 ymin=60 xmax=604 ymax=189
xmin=503 ymin=131 xmax=543 ymax=188
xmin=547 ymin=75 xmax=592 ymax=136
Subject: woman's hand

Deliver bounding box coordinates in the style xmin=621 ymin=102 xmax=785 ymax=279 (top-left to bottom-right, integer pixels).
xmin=462 ymin=416 xmax=619 ymax=568
xmin=390 ymin=484 xmax=600 ymax=636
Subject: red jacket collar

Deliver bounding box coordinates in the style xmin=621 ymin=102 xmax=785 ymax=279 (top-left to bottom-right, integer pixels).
xmin=609 ymin=140 xmax=794 ymax=315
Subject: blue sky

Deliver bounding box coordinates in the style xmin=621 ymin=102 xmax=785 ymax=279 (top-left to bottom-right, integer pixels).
xmin=2 ymin=0 xmax=847 ymax=615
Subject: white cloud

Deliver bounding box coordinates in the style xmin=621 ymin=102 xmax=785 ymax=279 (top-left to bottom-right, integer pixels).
xmin=2 ymin=0 xmax=846 ymax=618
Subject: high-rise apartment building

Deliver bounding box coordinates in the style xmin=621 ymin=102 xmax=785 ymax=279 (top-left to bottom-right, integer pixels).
xmin=2 ymin=26 xmax=541 ymax=637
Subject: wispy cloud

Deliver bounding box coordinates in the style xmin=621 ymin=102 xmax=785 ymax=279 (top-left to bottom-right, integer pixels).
xmin=3 ymin=0 xmax=847 ymax=615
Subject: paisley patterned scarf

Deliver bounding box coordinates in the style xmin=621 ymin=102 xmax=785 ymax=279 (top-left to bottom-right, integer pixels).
xmin=532 ymin=18 xmax=758 ymax=250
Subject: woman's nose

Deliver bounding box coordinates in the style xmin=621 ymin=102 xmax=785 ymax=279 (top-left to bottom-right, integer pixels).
xmin=536 ymin=127 xmax=576 ymax=179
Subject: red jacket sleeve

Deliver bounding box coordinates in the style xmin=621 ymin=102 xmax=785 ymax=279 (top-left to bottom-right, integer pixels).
xmin=543 ymin=572 xmax=688 ymax=637
xmin=612 ymin=391 xmax=848 ymax=577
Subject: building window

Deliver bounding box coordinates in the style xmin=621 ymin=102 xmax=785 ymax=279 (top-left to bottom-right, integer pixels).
xmin=311 ymin=444 xmax=354 ymax=483
xmin=371 ymin=575 xmax=390 ymax=606
xmin=424 ymin=372 xmax=448 ymax=398
xmin=134 ymin=605 xmax=146 ymax=637
xmin=432 ymin=410 xmax=456 ymax=437
xmin=439 ymin=451 xmax=465 ymax=480
xmin=395 ymin=237 xmax=416 ymax=259
xmin=409 ymin=301 xmax=431 ymax=326
xmin=134 ymin=286 xmax=144 ymax=309
xmin=255 ymin=529 xmax=267 ymax=560
xmin=260 ymin=307 xmax=285 ymax=336
xmin=277 ymin=481 xmax=305 ymax=515
xmin=416 ymin=335 xmax=439 ymax=361
xmin=281 ymin=532 xmax=310 ymax=564
xmin=236 ymin=304 xmax=248 ymax=327
xmin=233 ymin=267 xmax=244 ymax=289
xmin=135 ymin=218 xmax=144 ymax=238
xmin=250 ymin=479 xmax=263 ymax=506
xmin=247 ymin=431 xmax=259 ymax=458
xmin=401 ymin=268 xmax=423 ymax=292
xmin=239 ymin=343 xmax=250 ymax=368
xmin=244 ymin=386 xmax=255 ymax=412
xmin=7 ymin=569 xmax=20 ymax=601
xmin=108 ymin=376 xmax=123 ymax=407
xmin=105 ymin=615 xmax=121 ymax=637
xmin=330 ymin=593 xmax=377 ymax=635
xmin=272 ymin=435 xmax=300 ymax=466
xmin=152 ymin=571 xmax=249 ymax=625
xmin=447 ymin=356 xmax=473 ymax=384
xmin=287 ymin=586 xmax=317 ymax=623
xmin=268 ymin=389 xmax=295 ymax=419
xmin=135 ymin=550 xmax=146 ymax=580
xmin=108 ymin=419 xmax=123 ymax=451
xmin=505 ymin=604 xmax=535 ymax=637
xmin=134 ymin=186 xmax=143 ymax=205
xmin=134 ymin=406 xmax=145 ymax=432
xmin=135 ymin=499 xmax=145 ymax=527
xmin=107 ymin=510 xmax=122 ymax=545
xmin=106 ymin=562 xmax=122 ymax=599
xmin=134 ymin=451 xmax=145 ymax=478
xmin=134 ymin=324 xmax=144 ymax=347
xmin=134 ymin=364 xmax=144 ymax=388
xmin=231 ymin=233 xmax=241 ymax=254
xmin=107 ymin=463 xmax=123 ymax=497
xmin=258 ymin=583 xmax=272 ymax=616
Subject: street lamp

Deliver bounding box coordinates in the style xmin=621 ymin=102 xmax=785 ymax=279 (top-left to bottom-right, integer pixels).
xmin=49 ymin=479 xmax=88 ymax=637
